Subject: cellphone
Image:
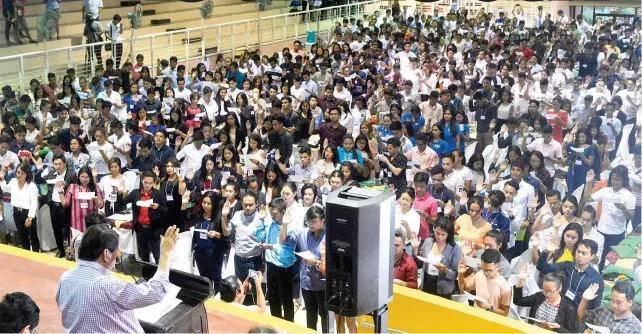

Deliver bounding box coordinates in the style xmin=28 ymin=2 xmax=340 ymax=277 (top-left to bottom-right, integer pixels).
xmin=248 ymin=269 xmax=259 ymax=279
xmin=19 ymin=151 xmax=30 ymax=159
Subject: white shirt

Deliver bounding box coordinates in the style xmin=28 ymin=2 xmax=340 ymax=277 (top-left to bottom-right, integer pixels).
xmin=106 ymin=21 xmax=122 ymax=43
xmin=393 ymin=51 xmax=416 ymax=71
xmin=176 ymin=143 xmax=209 ymax=173
xmin=89 ymin=141 xmax=115 ymax=174
xmin=175 ymin=88 xmax=192 ymax=103
xmin=586 ymin=228 xmax=605 ymax=263
xmin=83 ymin=0 xmax=103 ymax=19
xmin=197 ymin=97 xmax=218 ymax=120
xmin=108 ymin=133 xmax=131 ymax=168
xmin=493 ymin=179 xmax=535 ymax=222
xmin=0 ymin=151 xmax=20 ymax=170
xmin=444 ymin=166 xmax=472 ymax=194
xmin=395 ymin=206 xmax=420 ymax=237
xmin=6 ymin=179 xmax=39 ymax=218
xmin=591 ymin=187 xmax=636 ymax=235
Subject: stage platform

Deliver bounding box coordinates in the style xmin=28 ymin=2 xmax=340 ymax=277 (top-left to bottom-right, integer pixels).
xmin=0 ymin=245 xmax=312 ymax=333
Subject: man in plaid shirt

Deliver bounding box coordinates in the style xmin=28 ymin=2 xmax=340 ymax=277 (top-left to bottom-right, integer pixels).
xmin=579 ymin=279 xmax=641 ymax=334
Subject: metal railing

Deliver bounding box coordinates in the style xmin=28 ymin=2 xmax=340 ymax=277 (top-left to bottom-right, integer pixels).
xmin=0 ymin=0 xmax=380 ymax=90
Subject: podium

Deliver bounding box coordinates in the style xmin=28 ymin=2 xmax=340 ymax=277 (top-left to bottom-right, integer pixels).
xmin=132 ymin=261 xmax=213 ymax=333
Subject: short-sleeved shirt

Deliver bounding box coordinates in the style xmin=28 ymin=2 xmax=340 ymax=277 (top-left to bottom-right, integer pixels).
xmin=383 ymin=153 xmax=407 ymax=198
xmin=455 ymin=214 xmax=492 ymax=248
xmin=464 ymin=271 xmax=511 ymax=312
xmin=591 ymin=187 xmax=636 ymax=235
xmin=412 ymin=192 xmax=438 ymax=240
xmin=317 ymin=123 xmax=347 ymax=148
xmin=526 ymin=138 xmax=563 ymax=177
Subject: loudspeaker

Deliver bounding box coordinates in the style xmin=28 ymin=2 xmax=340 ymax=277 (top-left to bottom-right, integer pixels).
xmin=325 ymin=186 xmax=395 ymax=317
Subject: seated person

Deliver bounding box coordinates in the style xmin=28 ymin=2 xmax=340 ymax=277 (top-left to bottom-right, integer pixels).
xmin=457 ymin=249 xmax=511 ymax=316
xmin=219 ymin=274 xmax=266 ymax=313
xmin=70 ymin=212 xmax=107 ymax=261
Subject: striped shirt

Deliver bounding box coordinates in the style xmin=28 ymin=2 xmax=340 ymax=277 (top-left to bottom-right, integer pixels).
xmin=64 ymin=184 xmax=104 ymax=232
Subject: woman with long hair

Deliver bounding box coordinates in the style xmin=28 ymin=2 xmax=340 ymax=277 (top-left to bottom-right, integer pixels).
xmin=87 ymin=127 xmax=114 ymax=181
xmin=191 ymin=191 xmax=226 ymax=294
xmin=2 ymin=163 xmax=39 ymax=251
xmin=355 ymin=134 xmax=378 ymax=180
xmin=412 ymin=217 xmax=461 ymax=299
xmin=312 ymin=144 xmax=339 ymax=187
xmin=159 ymin=157 xmax=188 ymax=231
xmin=213 ymin=87 xmax=233 ymax=125
xmin=189 ymin=154 xmax=223 ymax=194
xmin=222 ymin=113 xmax=246 ymax=152
xmin=245 ymin=133 xmax=267 ymax=181
xmin=564 ymin=128 xmax=594 ymax=193
xmin=455 ymin=196 xmax=492 ymax=249
xmin=532 ymin=195 xmax=581 ymax=263
xmin=166 ymin=107 xmax=188 ymax=149
xmin=58 ymin=165 xmax=105 ymax=233
xmin=528 ymin=151 xmax=553 ymax=207
xmin=440 ymin=107 xmax=459 ymax=154
xmin=219 ymin=144 xmax=244 ymax=186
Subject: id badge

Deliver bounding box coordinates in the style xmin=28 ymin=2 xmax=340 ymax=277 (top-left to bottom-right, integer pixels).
xmin=480 ymin=115 xmax=486 ymax=120
xmin=565 ymin=289 xmax=576 ymax=301
xmin=437 ymin=207 xmax=443 ymax=213
xmin=428 ymin=264 xmax=439 ymax=276
xmin=200 ymin=232 xmax=207 ymax=239
xmin=166 ymin=194 xmax=174 ymax=202
xmin=575 ymin=159 xmax=582 ymax=166
xmin=80 ymin=202 xmax=89 ymax=209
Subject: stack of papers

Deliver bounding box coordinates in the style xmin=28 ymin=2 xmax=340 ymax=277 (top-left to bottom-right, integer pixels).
xmin=134 ymin=284 xmax=182 ymax=324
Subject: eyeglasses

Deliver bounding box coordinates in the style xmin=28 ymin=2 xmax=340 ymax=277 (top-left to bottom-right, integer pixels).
xmin=543 ymin=289 xmax=558 ymax=296
xmin=481 ymin=265 xmax=499 ymax=274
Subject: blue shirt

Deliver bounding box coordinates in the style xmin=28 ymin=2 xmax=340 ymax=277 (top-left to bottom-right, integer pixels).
xmin=429 ymin=139 xmax=448 ymax=161
xmin=482 ymin=209 xmax=511 ymax=242
xmin=456 ymin=123 xmax=470 ymax=149
xmin=123 ymin=94 xmax=145 ymax=114
xmin=255 ymin=219 xmax=296 ymax=268
xmin=377 ymin=125 xmax=393 ymax=139
xmin=400 ymin=113 xmax=425 ymax=133
xmin=193 ymin=219 xmax=216 ymax=250
xmin=442 ymin=122 xmax=457 ymax=153
xmin=337 ymin=147 xmax=363 ymax=166
xmin=295 ymin=228 xmax=326 ymax=291
xmin=537 ymin=252 xmax=604 ymax=311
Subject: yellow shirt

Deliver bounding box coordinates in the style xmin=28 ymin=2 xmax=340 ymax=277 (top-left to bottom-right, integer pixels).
xmin=455 ymin=214 xmax=492 ymax=249
xmin=556 ymin=248 xmax=574 ymax=263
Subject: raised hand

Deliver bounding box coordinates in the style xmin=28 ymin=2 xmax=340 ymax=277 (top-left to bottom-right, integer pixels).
xmin=186 ymin=167 xmax=195 ymax=180
xmin=160 ymin=225 xmax=180 ymax=255
xmin=518 ymin=264 xmax=529 ymax=281
xmin=532 ymin=232 xmax=541 ymax=248
xmin=461 ymin=239 xmax=473 ymax=255
xmin=489 ymin=170 xmax=498 ymax=183
xmin=586 ymin=169 xmax=595 ymax=183
xmin=444 ymin=200 xmax=455 ymax=217
xmin=257 ymin=204 xmax=267 ymax=220
xmin=282 ymin=210 xmax=293 ymax=225
xmin=221 ymin=201 xmax=231 ymax=217
xmin=582 ymin=283 xmax=600 ymax=301
xmin=457 ymin=255 xmax=468 ymax=274
xmin=530 ymin=195 xmax=539 ymax=209
xmin=475 ymin=179 xmax=485 ymax=193
xmin=552 ymin=214 xmax=565 ymax=229
xmin=275 ymin=150 xmax=281 ymax=162
xmin=410 ymin=232 xmax=420 ymax=251
xmin=545 ymin=237 xmax=558 ymax=253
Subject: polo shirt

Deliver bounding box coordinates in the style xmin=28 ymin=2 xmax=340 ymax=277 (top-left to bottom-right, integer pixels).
xmin=404 ymin=146 xmax=439 ymax=170
xmin=337 ymin=147 xmax=363 ymax=166
xmin=412 ymin=191 xmax=438 ymax=240
xmin=527 ymin=138 xmax=563 ymax=177
xmin=317 ymin=122 xmax=347 ymax=148
xmin=393 ymin=253 xmax=418 ymax=289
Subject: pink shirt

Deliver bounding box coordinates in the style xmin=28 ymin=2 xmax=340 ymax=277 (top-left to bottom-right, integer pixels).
xmin=413 ymin=192 xmax=438 ymax=240
xmin=405 ymin=146 xmax=440 ymax=170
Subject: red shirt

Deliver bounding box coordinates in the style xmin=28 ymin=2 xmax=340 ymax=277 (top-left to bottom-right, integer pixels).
xmin=394 ymin=253 xmax=418 ymax=289
xmin=546 ymin=110 xmax=568 ymax=143
xmin=138 ymin=190 xmax=151 ymax=225
xmin=413 ymin=191 xmax=438 ymax=240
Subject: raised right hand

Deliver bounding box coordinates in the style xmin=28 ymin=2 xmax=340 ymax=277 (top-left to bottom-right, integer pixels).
xmin=257 ymin=204 xmax=267 ymax=220
xmin=160 ymin=226 xmax=180 ymax=256
xmin=518 ymin=264 xmax=529 ymax=281
xmin=582 ymin=283 xmax=600 ymax=301
xmin=457 ymin=256 xmax=468 ymax=274
xmin=585 ymin=169 xmax=595 ymax=183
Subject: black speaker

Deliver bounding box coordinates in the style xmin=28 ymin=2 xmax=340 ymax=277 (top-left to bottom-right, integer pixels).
xmin=325 ymin=186 xmax=395 ymax=317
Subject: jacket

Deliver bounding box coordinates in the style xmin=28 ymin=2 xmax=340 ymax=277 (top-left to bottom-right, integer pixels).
xmin=414 ymin=238 xmax=461 ymax=295
xmin=117 ymin=188 xmax=168 ymax=234
xmin=35 ymin=166 xmax=78 ymax=203
xmin=513 ymin=286 xmax=579 ymax=333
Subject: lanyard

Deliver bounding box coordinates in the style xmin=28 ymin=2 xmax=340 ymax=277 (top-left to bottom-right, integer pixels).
xmin=568 ymin=267 xmax=586 ymax=294
xmin=484 ymin=210 xmax=499 ymax=227
xmin=611 ymin=318 xmax=624 ymax=333
xmin=164 ymin=180 xmax=175 ymax=198
xmin=430 ymin=185 xmax=445 ymax=201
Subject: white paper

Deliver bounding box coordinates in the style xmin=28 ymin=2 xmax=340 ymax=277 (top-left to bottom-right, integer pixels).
xmin=456 ymin=291 xmax=488 ymax=303
xmin=345 ymin=159 xmax=358 ymax=164
xmin=134 ymin=284 xmax=182 ymax=324
xmin=77 ymin=192 xmax=96 ymax=200
xmin=585 ymin=323 xmax=610 ymax=334
xmin=195 ymin=112 xmax=206 ymax=118
xmin=107 ymin=213 xmax=132 ymax=221
xmin=522 ymin=316 xmax=546 ymax=324
xmin=227 ymin=107 xmax=238 ymax=113
xmin=294 ymin=251 xmax=316 ymax=261
xmin=545 ymin=114 xmax=557 ymax=120
xmin=165 ymin=128 xmax=176 ymax=133
xmin=210 ymin=142 xmax=222 ymax=150
xmin=239 ymin=154 xmax=253 ymax=161
xmin=193 ymin=228 xmax=209 ymax=233
xmin=142 ymin=130 xmax=153 ymax=136
xmin=288 ymin=175 xmax=304 ymax=183
xmin=136 ymin=199 xmax=154 ymax=207
xmin=46 ymin=179 xmax=59 ymax=184
xmin=86 ymin=143 xmax=101 ymax=152
xmin=416 ymin=255 xmax=439 ymax=266
xmin=221 ymin=171 xmax=231 ymax=182
xmin=465 ymin=256 xmax=481 ymax=268
xmin=602 ymin=195 xmax=620 ymax=204
xmin=570 ymin=146 xmax=585 ymax=153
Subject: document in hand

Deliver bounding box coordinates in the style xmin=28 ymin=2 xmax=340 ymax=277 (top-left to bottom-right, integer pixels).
xmin=585 ymin=323 xmax=610 ymax=334
xmin=77 ymin=192 xmax=96 ymax=200
xmin=294 ymin=251 xmax=316 ymax=261
xmin=136 ymin=199 xmax=154 ymax=207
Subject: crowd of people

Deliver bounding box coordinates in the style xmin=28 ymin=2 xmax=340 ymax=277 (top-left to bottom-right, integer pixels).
xmin=0 ymin=2 xmax=641 ymax=333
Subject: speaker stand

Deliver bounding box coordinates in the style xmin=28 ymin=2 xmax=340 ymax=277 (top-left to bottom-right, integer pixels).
xmin=371 ymin=304 xmax=389 ymax=333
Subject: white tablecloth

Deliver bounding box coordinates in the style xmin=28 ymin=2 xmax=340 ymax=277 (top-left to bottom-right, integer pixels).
xmin=114 ymin=227 xmax=138 ymax=259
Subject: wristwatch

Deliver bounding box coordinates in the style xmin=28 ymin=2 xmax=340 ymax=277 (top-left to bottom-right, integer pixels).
xmin=488 ymin=305 xmax=494 ymax=312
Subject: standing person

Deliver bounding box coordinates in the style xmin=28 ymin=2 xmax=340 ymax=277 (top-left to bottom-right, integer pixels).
xmin=513 ymin=266 xmax=579 ymax=332
xmin=256 ymin=198 xmax=296 ymax=322
xmin=295 ymin=206 xmax=328 ymax=333
xmin=116 ymin=171 xmax=168 ymax=264
xmin=35 ymin=153 xmax=77 ymax=258
xmin=11 ymin=0 xmax=36 ymax=44
xmin=158 ymin=158 xmax=187 ymax=231
xmin=221 ymin=191 xmax=264 ymax=306
xmin=192 ymin=191 xmax=226 ymax=294
xmin=582 ymin=167 xmax=635 ymax=271
xmin=579 ymin=280 xmax=641 ymax=334
xmin=97 ymin=158 xmax=128 ymax=217
xmin=2 ymin=0 xmax=13 ymax=45
xmin=412 ymin=217 xmax=461 ymax=298
xmin=56 ymin=224 xmax=180 ymax=332
xmin=57 ymin=166 xmax=105 ymax=233
xmin=45 ymin=0 xmax=60 ymax=40
xmin=105 ymin=15 xmax=123 ymax=68
xmin=83 ymin=13 xmax=103 ymax=69
xmin=457 ymin=249 xmax=511 ymax=316
xmin=1 ymin=163 xmax=39 ymax=251
xmin=378 ymin=137 xmax=407 ymax=198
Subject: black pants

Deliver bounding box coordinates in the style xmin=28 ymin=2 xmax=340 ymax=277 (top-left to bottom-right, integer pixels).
xmin=194 ymin=246 xmax=225 ymax=294
xmin=87 ymin=43 xmax=103 ymax=68
xmin=422 ymin=274 xmax=453 ymax=300
xmin=136 ymin=226 xmax=161 ymax=263
xmin=599 ymin=230 xmax=625 ymax=271
xmin=302 ymin=289 xmax=328 ymax=332
xmin=266 ymin=262 xmax=295 ymax=321
xmin=112 ymin=42 xmax=123 ymax=68
xmin=4 ymin=16 xmax=11 ymax=41
xmin=234 ymin=254 xmax=263 ymax=306
xmin=14 ymin=208 xmax=39 ymax=252
xmin=50 ymin=202 xmax=70 ymax=252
